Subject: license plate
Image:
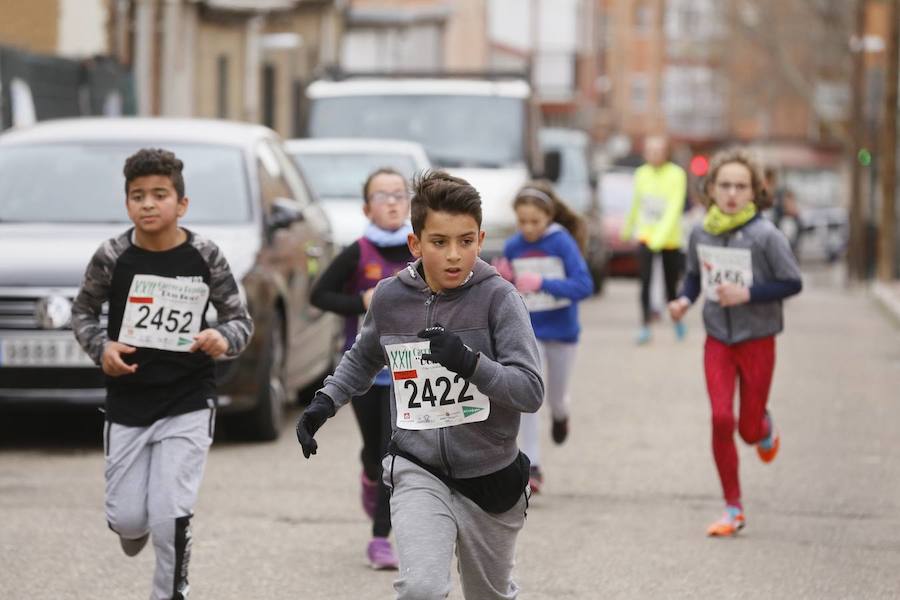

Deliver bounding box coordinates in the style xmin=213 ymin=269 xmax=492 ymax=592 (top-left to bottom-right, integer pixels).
xmin=0 ymin=334 xmax=95 ymax=367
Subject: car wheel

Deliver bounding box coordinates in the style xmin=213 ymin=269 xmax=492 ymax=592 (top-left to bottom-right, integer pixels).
xmin=238 ymin=309 xmax=287 ymax=441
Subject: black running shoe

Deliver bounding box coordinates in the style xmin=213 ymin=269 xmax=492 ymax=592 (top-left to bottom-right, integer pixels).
xmin=119 ymin=533 xmax=149 ymax=557
xmin=551 ymin=417 xmax=569 ymax=445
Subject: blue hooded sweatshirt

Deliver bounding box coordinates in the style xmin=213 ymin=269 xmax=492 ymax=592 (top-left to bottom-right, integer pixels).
xmin=503 ymin=224 xmax=593 ymax=343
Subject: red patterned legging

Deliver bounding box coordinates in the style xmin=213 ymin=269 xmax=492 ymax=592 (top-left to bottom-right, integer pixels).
xmin=704 ymin=335 xmax=775 ymax=508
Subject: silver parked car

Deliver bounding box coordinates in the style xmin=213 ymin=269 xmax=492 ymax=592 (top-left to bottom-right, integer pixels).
xmin=0 ymin=118 xmax=340 ymax=440
xmin=285 ymin=137 xmax=431 ymax=248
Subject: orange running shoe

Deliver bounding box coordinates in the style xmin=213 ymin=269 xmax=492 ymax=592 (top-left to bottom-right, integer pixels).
xmin=706 ymin=507 xmax=745 ymax=537
xmin=757 ymin=428 xmax=780 ymax=464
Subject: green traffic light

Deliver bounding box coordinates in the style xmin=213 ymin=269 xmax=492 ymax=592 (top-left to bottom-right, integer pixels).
xmin=858 ymin=148 xmax=872 ymax=166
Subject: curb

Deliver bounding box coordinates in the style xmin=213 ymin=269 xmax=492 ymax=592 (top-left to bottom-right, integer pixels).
xmin=872 ymin=281 xmax=900 ymax=327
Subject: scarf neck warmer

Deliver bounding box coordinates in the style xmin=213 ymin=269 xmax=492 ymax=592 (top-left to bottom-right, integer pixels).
xmin=364 ymin=221 xmax=413 ymax=247
xmin=703 ymin=203 xmax=757 ymax=236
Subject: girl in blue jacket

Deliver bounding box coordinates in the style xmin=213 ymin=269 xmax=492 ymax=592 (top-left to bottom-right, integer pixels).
xmin=497 ymin=181 xmax=594 ymax=492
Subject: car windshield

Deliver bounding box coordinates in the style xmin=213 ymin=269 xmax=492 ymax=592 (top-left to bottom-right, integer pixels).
xmin=309 ymin=95 xmax=525 ymax=168
xmin=291 ymin=152 xmax=419 ymax=199
xmin=0 ymin=144 xmax=250 ymax=223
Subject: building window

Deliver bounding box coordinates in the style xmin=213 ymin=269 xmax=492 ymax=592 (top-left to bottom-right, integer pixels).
xmin=662 ymin=65 xmax=725 ymax=136
xmin=216 ymin=55 xmax=229 ymax=119
xmin=664 ymin=0 xmax=724 ymax=41
xmin=633 ymin=1 xmax=654 ymax=35
xmin=630 ymin=74 xmax=650 ymax=113
xmin=262 ymin=63 xmax=276 ymax=129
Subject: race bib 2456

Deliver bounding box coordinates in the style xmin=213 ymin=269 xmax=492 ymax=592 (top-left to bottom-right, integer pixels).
xmin=697 ymin=245 xmax=753 ymax=302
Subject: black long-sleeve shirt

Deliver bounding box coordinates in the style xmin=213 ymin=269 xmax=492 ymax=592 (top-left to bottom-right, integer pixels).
xmin=72 ymin=228 xmax=253 ymax=425
xmin=310 ymin=240 xmax=412 ymax=316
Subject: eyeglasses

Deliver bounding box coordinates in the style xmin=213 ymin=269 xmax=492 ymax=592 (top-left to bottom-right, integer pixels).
xmin=368 ymin=191 xmax=409 ymax=205
xmin=716 ymin=182 xmax=751 ymax=193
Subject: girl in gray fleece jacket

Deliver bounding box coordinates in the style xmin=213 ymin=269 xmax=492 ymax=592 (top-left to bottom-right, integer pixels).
xmin=296 ymin=171 xmax=544 ymax=599
xmin=669 ymin=148 xmax=802 ymax=538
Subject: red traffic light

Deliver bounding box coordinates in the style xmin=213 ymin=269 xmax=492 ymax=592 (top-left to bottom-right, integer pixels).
xmin=690 ymin=155 xmax=709 ymax=177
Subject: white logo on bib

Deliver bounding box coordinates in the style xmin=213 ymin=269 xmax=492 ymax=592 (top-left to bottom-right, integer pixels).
xmin=511 ymin=256 xmax=571 ymax=313
xmin=640 ymin=195 xmax=666 ymax=224
xmin=118 ymin=274 xmax=210 ymax=352
xmin=386 ymin=341 xmax=490 ymax=430
xmin=697 ymin=245 xmax=753 ymax=302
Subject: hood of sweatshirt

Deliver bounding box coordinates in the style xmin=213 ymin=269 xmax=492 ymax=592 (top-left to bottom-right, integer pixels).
xmin=397 ymin=256 xmax=499 ymax=295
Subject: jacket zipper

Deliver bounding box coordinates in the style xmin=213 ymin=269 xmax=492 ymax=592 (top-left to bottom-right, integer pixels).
xmin=424 ymin=291 xmax=452 ymax=477
xmin=722 ymin=234 xmax=733 ymax=342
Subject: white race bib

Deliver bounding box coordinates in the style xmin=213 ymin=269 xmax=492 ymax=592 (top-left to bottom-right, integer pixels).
xmin=118 ymin=275 xmax=210 ymax=352
xmin=511 ymin=256 xmax=571 ymax=313
xmin=697 ymin=245 xmax=753 ymax=302
xmin=386 ymin=341 xmax=490 ymax=430
xmin=640 ymin=195 xmax=666 ymax=223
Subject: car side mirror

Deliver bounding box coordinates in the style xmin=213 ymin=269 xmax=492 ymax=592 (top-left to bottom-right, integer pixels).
xmin=542 ymin=150 xmax=562 ymax=182
xmin=268 ymin=197 xmax=304 ymax=231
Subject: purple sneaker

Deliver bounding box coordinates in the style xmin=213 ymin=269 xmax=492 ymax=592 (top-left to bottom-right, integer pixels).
xmin=361 ymin=471 xmax=378 ymax=520
xmin=367 ymin=537 xmax=399 ymax=570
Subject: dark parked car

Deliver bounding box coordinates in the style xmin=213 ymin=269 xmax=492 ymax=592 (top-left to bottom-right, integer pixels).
xmin=0 ymin=118 xmax=340 ymax=440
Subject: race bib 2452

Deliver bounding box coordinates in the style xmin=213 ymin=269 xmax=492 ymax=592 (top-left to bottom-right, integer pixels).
xmin=118 ymin=274 xmax=210 ymax=352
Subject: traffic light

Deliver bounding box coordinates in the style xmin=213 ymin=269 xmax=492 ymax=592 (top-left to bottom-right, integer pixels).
xmin=857 ymin=148 xmax=872 ymax=166
xmin=689 ymin=154 xmax=709 ymax=177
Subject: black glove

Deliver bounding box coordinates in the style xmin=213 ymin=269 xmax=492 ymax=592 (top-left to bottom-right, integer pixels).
xmin=418 ymin=325 xmax=478 ymax=379
xmin=296 ymin=392 xmax=336 ymax=459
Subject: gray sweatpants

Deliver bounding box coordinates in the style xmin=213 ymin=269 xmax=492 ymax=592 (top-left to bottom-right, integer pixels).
xmin=104 ymin=405 xmax=215 ymax=600
xmin=384 ymin=454 xmax=527 ymax=600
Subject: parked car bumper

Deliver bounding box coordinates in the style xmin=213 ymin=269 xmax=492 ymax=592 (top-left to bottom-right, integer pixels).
xmin=0 ymin=354 xmax=249 ymax=411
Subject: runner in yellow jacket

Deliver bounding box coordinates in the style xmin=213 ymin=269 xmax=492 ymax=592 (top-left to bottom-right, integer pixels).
xmin=621 ymin=135 xmax=687 ymax=344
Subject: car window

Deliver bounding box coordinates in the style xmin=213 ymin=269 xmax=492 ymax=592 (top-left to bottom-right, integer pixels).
xmin=291 ymin=152 xmax=418 ymax=199
xmin=0 ymin=144 xmax=251 ymax=223
xmin=267 ymin=140 xmax=312 ymax=209
xmin=256 ymin=141 xmax=296 ymax=209
xmin=309 ymin=95 xmax=526 ymax=168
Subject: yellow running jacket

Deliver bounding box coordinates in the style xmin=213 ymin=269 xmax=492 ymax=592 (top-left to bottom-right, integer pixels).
xmin=621 ymin=162 xmax=687 ymax=252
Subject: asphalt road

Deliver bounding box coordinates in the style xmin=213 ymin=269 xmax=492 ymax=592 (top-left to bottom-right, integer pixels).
xmin=2 ymin=268 xmax=899 ymax=599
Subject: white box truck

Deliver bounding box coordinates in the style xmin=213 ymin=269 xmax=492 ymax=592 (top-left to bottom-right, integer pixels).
xmin=304 ymin=73 xmax=546 ymax=259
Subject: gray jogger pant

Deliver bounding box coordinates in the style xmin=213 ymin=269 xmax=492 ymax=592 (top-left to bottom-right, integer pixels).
xmin=384 ymin=454 xmax=527 ymax=600
xmin=104 ymin=405 xmax=215 ymax=600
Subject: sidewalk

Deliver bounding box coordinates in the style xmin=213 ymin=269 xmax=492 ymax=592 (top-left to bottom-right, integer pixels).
xmin=872 ymin=279 xmax=900 ymax=326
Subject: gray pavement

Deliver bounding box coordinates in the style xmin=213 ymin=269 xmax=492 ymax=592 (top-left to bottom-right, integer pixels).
xmin=2 ymin=266 xmax=899 ymax=599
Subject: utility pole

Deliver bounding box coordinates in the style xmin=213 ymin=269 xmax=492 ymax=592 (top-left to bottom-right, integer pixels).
xmin=848 ymin=0 xmax=868 ymax=280
xmin=877 ymin=0 xmax=898 ymax=281
xmin=529 ymin=0 xmax=540 ymax=90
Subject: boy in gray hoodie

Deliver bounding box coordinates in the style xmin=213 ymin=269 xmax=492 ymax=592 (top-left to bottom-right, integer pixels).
xmin=296 ymin=170 xmax=543 ymax=599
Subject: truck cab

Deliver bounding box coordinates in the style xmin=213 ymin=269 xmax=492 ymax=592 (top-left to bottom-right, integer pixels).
xmin=304 ymin=74 xmax=543 ymax=259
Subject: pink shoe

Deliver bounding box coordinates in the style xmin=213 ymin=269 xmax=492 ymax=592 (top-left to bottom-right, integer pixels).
xmin=366 ymin=537 xmax=399 ymax=570
xmin=361 ymin=471 xmax=378 ymax=520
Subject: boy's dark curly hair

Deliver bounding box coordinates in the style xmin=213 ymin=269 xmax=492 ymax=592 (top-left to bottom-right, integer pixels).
xmin=123 ymin=148 xmax=185 ymax=199
xmin=410 ymin=170 xmax=481 ymax=235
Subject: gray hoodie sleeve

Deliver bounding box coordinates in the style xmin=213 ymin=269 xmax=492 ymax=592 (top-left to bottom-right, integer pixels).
xmin=320 ymin=285 xmax=387 ymax=409
xmin=468 ymin=288 xmax=544 ymax=413
xmin=762 ymin=226 xmax=802 ymax=282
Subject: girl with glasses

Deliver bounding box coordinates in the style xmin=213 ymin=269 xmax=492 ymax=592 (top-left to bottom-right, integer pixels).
xmin=310 ymin=167 xmax=413 ymax=569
